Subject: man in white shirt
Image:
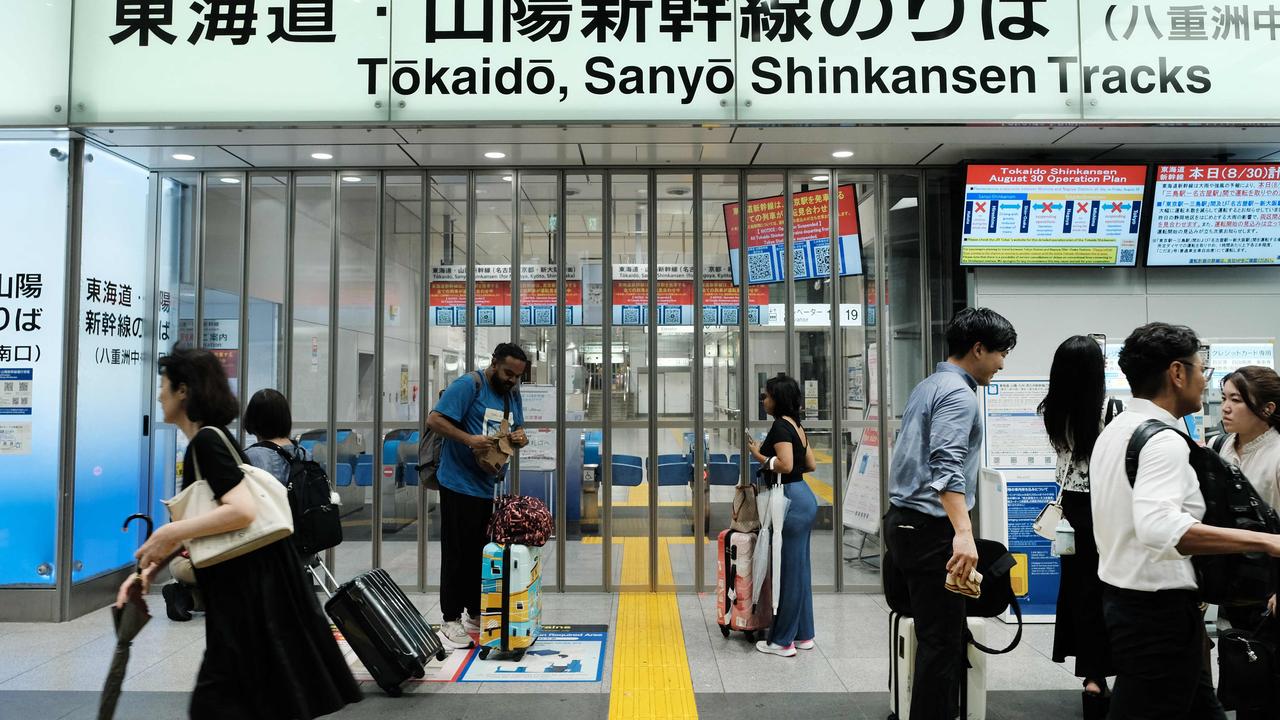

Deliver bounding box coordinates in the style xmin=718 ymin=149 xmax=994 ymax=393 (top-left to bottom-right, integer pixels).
xmin=1091 ymin=323 xmax=1280 ymax=719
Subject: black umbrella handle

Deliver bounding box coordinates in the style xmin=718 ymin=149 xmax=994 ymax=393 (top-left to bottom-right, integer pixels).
xmin=122 ymin=514 xmax=153 ymax=575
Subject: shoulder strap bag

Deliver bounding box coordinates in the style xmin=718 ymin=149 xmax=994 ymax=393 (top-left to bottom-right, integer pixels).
xmin=164 ymin=427 xmax=294 ymax=568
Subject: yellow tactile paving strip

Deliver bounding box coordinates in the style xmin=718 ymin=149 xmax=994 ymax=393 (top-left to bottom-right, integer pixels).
xmin=608 ymin=536 xmax=698 ymax=720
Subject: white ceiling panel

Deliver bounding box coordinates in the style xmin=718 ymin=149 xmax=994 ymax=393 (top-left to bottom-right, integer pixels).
xmin=82 ymin=127 xmax=407 ymax=147
xmin=733 ymin=125 xmax=1075 ymax=146
xmin=396 ymin=125 xmax=734 ymax=145
xmin=921 ymin=144 xmax=1117 ymax=165
xmin=578 ymin=143 xmax=758 ymax=165
xmin=220 ymin=144 xmax=416 ymax=167
xmin=751 ymin=143 xmax=940 ymax=165
xmin=400 ymin=143 xmax=580 ymax=166
xmin=1093 ymin=144 xmax=1280 ymax=162
xmin=698 ymin=143 xmax=759 ymax=164
xmin=1055 ymin=125 xmax=1280 ymax=145
xmin=96 ymin=145 xmax=250 ymax=169
xmin=0 ymin=129 xmax=80 ymax=141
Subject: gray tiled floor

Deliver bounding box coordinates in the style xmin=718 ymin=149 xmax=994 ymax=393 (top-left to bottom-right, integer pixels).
xmin=0 ymin=588 xmax=1229 ymax=719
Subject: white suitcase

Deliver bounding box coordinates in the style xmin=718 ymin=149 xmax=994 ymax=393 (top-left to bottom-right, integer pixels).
xmin=888 ymin=611 xmax=988 ymax=720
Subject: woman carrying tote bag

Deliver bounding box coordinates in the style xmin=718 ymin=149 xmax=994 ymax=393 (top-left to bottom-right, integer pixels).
xmin=116 ymin=348 xmax=360 ymax=720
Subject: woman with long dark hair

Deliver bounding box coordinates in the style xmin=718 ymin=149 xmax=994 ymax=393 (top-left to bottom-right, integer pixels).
xmin=747 ymin=374 xmax=819 ymax=657
xmin=1039 ymin=336 xmax=1113 ymax=718
xmin=116 ymin=348 xmax=360 ymax=719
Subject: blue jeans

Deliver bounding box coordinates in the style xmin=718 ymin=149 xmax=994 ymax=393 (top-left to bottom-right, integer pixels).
xmin=768 ymin=481 xmax=817 ymax=647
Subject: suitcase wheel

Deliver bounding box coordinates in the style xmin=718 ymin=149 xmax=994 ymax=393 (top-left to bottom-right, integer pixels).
xmin=479 ymin=646 xmax=491 ymax=660
xmin=435 ymin=648 xmax=448 ymax=662
xmin=719 ymin=625 xmax=730 ymax=638
xmin=380 ymin=682 xmax=403 ymax=698
xmin=513 ymin=648 xmax=526 ymax=662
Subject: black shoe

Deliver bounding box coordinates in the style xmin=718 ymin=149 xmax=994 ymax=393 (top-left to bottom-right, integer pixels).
xmin=163 ymin=583 xmax=193 ymax=622
xmin=1082 ymin=689 xmax=1110 ymax=720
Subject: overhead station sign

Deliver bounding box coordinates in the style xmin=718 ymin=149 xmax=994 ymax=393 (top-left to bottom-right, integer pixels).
xmin=960 ymin=164 xmax=1147 ymax=267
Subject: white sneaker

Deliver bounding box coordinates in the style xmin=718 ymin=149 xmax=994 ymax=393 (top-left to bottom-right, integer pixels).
xmin=462 ymin=613 xmax=481 ymax=636
xmin=795 ymin=639 xmax=815 ymax=650
xmin=439 ymin=620 xmax=473 ymax=649
xmin=755 ymin=640 xmax=796 ymax=657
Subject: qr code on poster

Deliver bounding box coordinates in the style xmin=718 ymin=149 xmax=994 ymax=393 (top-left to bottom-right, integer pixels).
xmin=721 ymin=307 xmax=739 ymax=325
xmin=534 ymin=307 xmax=554 ymax=325
xmin=520 ymin=307 xmax=532 ymax=325
xmin=814 ymin=242 xmax=832 ymax=276
xmin=748 ymin=252 xmax=773 ymax=282
xmin=477 ymin=307 xmax=496 ymax=326
xmin=1119 ymin=249 xmax=1136 ymax=265
xmin=662 ymin=307 xmax=682 ymax=325
xmin=435 ymin=308 xmax=455 ymax=326
xmin=792 ymin=247 xmax=808 ymax=279
xmin=703 ymin=307 xmax=720 ymax=326
xmin=747 ymin=306 xmax=761 ymax=325
xmin=622 ymin=306 xmax=642 ymax=325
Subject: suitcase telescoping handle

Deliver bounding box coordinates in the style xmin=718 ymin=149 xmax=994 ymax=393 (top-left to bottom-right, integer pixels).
xmin=308 ymin=559 xmax=341 ymax=598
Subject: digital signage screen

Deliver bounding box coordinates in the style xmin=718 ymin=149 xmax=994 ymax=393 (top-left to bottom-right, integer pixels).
xmin=960 ymin=164 xmax=1147 ymax=267
xmin=1148 ymin=164 xmax=1280 ymax=266
xmin=724 ymin=183 xmax=863 ymax=285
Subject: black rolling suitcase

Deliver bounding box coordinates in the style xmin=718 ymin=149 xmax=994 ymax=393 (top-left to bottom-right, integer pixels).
xmin=311 ymin=561 xmax=448 ymax=696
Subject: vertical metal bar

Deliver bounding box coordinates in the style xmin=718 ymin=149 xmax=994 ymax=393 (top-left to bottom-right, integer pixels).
xmin=875 ymin=172 xmax=891 ymax=548
xmin=692 ymin=170 xmax=705 ymax=592
xmin=737 ymin=171 xmax=749 ymax=486
xmin=325 ymin=172 xmax=339 ymax=575
xmin=510 ymin=170 xmax=521 ymax=496
xmin=237 ymin=173 xmax=250 ymax=444
xmin=784 ymin=170 xmax=795 ymax=376
xmin=142 ymin=173 xmax=162 ymax=525
xmin=466 ymin=172 xmax=476 ymax=371
xmin=555 ymin=171 xmax=568 ymax=591
xmin=195 ymin=176 xmax=206 ymax=350
xmin=373 ymin=172 xmax=386 ymax=571
xmin=647 ymin=171 xmax=658 ymax=591
xmin=418 ymin=171 xmax=430 ymax=593
xmin=917 ymin=173 xmax=931 ymax=370
xmin=601 ymin=171 xmax=613 ymax=591
xmin=283 ymin=172 xmax=296 ymax=400
xmin=830 ymin=170 xmax=844 ymax=591
xmin=57 ymin=138 xmax=86 ymax=621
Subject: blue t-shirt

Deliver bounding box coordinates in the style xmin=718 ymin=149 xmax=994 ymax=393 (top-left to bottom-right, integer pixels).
xmin=434 ymin=371 xmax=524 ymax=498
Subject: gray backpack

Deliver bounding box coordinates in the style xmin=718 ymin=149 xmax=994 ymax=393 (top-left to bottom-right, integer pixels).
xmin=417 ymin=372 xmax=484 ymax=490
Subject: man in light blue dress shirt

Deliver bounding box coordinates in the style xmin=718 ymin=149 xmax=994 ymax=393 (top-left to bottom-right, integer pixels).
xmin=884 ymin=307 xmax=1016 ymax=720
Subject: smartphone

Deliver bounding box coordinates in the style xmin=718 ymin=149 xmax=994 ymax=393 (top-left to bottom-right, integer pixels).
xmin=1089 ymin=333 xmax=1106 ymax=353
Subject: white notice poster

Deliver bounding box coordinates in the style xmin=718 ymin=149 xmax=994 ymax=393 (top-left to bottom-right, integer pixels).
xmin=982 ymin=380 xmax=1055 ymax=470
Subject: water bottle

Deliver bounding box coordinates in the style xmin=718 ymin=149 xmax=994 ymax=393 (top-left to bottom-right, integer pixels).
xmin=1051 ymin=517 xmax=1076 ymax=557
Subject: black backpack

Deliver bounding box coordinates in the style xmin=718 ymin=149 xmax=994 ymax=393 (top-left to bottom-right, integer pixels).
xmin=1125 ymin=420 xmax=1280 ymax=607
xmin=252 ymin=442 xmax=343 ymax=555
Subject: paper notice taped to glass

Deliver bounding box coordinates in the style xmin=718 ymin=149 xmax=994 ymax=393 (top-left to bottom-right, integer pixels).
xmin=0 ymin=423 xmax=32 ymax=455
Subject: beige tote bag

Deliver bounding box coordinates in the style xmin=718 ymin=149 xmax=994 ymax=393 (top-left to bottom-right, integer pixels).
xmin=163 ymin=427 xmax=294 ymax=568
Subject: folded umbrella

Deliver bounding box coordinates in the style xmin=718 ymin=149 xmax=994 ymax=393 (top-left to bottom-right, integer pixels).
xmin=768 ymin=486 xmax=791 ymax=613
xmin=751 ymin=485 xmax=775 ymax=607
xmin=98 ymin=513 xmax=153 ymax=720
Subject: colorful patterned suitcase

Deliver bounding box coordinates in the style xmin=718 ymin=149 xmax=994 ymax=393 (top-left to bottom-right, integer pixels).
xmin=716 ymin=528 xmax=772 ymax=641
xmin=479 ymin=542 xmax=542 ymax=660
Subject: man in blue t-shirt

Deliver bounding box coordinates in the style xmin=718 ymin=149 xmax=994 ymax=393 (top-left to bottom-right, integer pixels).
xmin=426 ymin=342 xmax=529 ymax=649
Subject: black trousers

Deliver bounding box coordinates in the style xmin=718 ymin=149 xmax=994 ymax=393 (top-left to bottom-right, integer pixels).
xmin=1102 ymin=584 xmax=1226 ymax=720
xmin=438 ymin=485 xmax=493 ymax=622
xmin=884 ymin=504 xmax=967 ymax=720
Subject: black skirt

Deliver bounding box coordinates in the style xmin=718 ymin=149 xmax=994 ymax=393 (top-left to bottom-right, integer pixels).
xmin=1052 ymin=490 xmax=1115 ymax=679
xmin=190 ymin=538 xmax=361 ymax=720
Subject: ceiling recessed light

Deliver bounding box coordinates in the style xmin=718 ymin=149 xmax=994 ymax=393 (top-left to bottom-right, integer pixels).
xmin=484 ymin=151 xmax=507 ymax=159
xmin=171 ymin=153 xmax=195 ymax=162
xmin=503 ymin=175 xmax=513 ymax=182
xmin=831 ymin=150 xmax=854 ymax=158
xmin=341 ymin=176 xmax=361 ymax=183
xmin=310 ymin=152 xmax=334 ymax=160
xmin=812 ymin=175 xmax=830 ymax=181
xmin=219 ymin=177 xmax=241 ymax=184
